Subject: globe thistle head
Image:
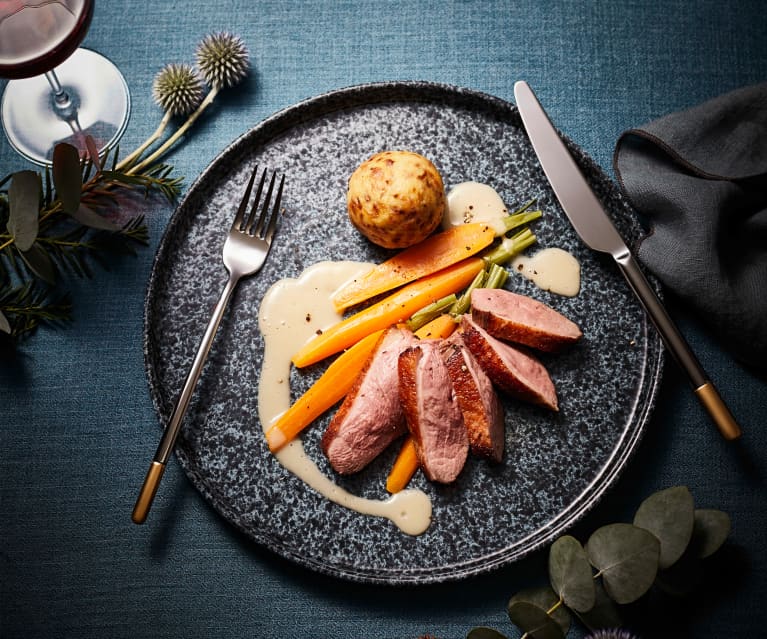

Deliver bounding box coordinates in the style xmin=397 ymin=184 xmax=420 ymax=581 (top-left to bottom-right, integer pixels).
xmin=584 ymin=629 xmax=640 ymax=639
xmin=195 ymin=31 xmax=249 ymax=90
xmin=152 ymin=63 xmax=204 ymax=116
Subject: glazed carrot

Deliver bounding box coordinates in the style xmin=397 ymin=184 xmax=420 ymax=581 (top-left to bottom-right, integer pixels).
xmin=386 ymin=314 xmax=458 ymax=493
xmin=265 ymin=329 xmax=384 ymax=452
xmin=386 ymin=437 xmax=420 ymax=493
xmin=331 ymin=223 xmax=495 ymax=312
xmin=292 ymin=257 xmax=484 ymax=368
xmin=412 ymin=312 xmax=457 ymax=341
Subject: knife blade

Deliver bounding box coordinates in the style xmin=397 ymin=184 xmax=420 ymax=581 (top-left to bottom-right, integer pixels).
xmin=514 ymin=80 xmax=741 ymax=440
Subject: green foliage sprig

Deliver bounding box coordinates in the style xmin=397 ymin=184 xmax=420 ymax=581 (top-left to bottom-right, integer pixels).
xmin=0 ymin=31 xmax=251 ymax=347
xmin=0 ymin=142 xmax=176 ymax=341
xmin=468 ymin=486 xmax=731 ymax=639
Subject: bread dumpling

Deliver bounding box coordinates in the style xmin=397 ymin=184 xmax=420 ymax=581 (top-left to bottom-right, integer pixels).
xmin=347 ymin=150 xmax=446 ymax=249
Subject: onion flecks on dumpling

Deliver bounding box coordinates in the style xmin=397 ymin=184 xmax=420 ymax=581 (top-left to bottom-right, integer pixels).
xmin=347 ymin=150 xmax=446 ymax=249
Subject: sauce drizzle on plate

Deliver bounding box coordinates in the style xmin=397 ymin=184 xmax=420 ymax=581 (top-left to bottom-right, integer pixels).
xmin=258 ymin=260 xmax=432 ymax=536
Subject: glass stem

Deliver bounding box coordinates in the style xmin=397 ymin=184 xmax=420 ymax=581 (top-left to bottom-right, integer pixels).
xmin=45 ymin=69 xmax=83 ymax=134
xmin=45 ymin=70 xmax=69 ymax=105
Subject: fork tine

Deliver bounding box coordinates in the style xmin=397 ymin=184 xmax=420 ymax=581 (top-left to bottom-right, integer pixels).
xmin=263 ymin=174 xmax=285 ymax=243
xmin=243 ymin=168 xmax=268 ymax=234
xmin=232 ymin=164 xmax=259 ymax=231
xmin=250 ymin=171 xmax=276 ymax=237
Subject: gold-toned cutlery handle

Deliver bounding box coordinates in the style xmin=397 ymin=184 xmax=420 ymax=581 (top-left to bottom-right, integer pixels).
xmin=615 ymin=251 xmax=742 ymax=440
xmin=695 ymin=382 xmax=742 ymax=441
xmin=132 ymin=461 xmax=166 ymax=524
xmin=132 ymin=273 xmax=239 ymax=525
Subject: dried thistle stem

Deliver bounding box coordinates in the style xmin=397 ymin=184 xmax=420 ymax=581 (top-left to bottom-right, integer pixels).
xmin=127 ymin=87 xmax=220 ymax=175
xmin=117 ymin=111 xmax=173 ymax=170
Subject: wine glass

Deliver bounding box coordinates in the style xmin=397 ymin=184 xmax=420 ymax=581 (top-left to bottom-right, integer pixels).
xmin=0 ymin=0 xmax=130 ymax=166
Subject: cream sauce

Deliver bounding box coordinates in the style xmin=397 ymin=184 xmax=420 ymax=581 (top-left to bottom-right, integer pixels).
xmin=443 ymin=181 xmax=509 ymax=235
xmin=258 ymin=261 xmax=433 ymax=536
xmin=511 ymin=247 xmax=581 ymax=297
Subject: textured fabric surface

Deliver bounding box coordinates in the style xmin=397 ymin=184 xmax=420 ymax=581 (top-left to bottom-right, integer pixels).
xmin=2 ymin=1 xmax=767 ymax=638
xmin=614 ymin=83 xmax=767 ymax=369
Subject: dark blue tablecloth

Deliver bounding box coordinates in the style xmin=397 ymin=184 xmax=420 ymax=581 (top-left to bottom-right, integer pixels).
xmin=2 ymin=2 xmax=766 ymax=637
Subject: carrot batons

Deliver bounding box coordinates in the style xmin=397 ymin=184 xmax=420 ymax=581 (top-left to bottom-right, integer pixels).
xmin=265 ymin=330 xmax=384 ymax=452
xmin=292 ymin=257 xmax=484 ymax=368
xmin=331 ymin=223 xmax=495 ymax=312
xmin=386 ymin=437 xmax=420 ymax=493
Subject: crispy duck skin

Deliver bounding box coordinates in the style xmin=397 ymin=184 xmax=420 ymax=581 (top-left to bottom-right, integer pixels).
xmin=321 ymin=327 xmax=416 ymax=474
xmin=439 ymin=334 xmax=505 ymax=462
xmin=458 ymin=315 xmax=559 ymax=411
xmin=398 ymin=340 xmax=468 ymax=483
xmin=470 ymin=288 xmax=582 ymax=352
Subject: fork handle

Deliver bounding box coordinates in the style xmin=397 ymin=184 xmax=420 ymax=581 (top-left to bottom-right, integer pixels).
xmin=132 ymin=461 xmax=166 ymax=524
xmin=132 ymin=272 xmax=239 ymax=524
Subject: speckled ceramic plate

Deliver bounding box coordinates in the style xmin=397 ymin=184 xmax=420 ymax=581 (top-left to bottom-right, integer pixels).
xmin=144 ymin=81 xmax=664 ymax=585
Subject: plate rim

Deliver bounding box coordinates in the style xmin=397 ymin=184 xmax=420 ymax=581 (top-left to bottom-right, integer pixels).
xmin=143 ymin=80 xmax=664 ymax=585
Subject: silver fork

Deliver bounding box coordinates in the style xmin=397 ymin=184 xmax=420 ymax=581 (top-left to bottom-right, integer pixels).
xmin=132 ymin=165 xmax=285 ymax=524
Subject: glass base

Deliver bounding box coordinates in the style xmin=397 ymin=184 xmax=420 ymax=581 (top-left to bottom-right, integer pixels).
xmin=1 ymin=48 xmax=130 ymax=166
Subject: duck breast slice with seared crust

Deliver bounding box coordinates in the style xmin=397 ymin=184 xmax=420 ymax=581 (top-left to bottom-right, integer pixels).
xmin=321 ymin=327 xmax=417 ymax=475
xmin=459 ymin=315 xmax=559 ymax=411
xmin=398 ymin=340 xmax=468 ymax=484
xmin=470 ymin=288 xmax=582 ymax=352
xmin=439 ymin=333 xmax=505 ymax=463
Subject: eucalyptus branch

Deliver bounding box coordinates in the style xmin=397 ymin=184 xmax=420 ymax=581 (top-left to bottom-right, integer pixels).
xmin=547 ymin=598 xmax=564 ymax=615
xmin=470 ymin=486 xmax=732 ymax=639
xmin=0 ymin=147 xmax=161 ymax=343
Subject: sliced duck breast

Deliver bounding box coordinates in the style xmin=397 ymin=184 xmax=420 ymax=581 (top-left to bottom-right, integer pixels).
xmin=458 ymin=314 xmax=559 ymax=411
xmin=439 ymin=334 xmax=505 ymax=462
xmin=398 ymin=340 xmax=468 ymax=483
xmin=470 ymin=288 xmax=582 ymax=352
xmin=321 ymin=327 xmax=416 ymax=474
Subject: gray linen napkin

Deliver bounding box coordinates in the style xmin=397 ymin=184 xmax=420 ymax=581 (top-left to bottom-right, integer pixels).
xmin=613 ymin=83 xmax=767 ymax=369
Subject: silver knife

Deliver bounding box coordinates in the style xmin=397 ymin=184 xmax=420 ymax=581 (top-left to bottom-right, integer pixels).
xmin=514 ymin=80 xmax=741 ymax=440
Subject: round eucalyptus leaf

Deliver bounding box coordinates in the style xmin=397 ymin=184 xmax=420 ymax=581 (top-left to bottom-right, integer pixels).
xmin=507 ymin=587 xmax=570 ymax=639
xmin=573 ymin=580 xmax=623 ymax=632
xmin=633 ymin=485 xmax=694 ymax=569
xmin=507 ymin=602 xmax=565 ymax=639
xmin=692 ymin=509 xmax=731 ymax=558
xmin=548 ymin=535 xmax=596 ymax=612
xmin=52 ymin=143 xmax=83 ymax=215
xmin=466 ymin=626 xmax=508 ymax=639
xmin=69 ymin=204 xmax=120 ymax=231
xmin=585 ymin=523 xmax=660 ymax=604
xmin=7 ymin=170 xmax=41 ymax=251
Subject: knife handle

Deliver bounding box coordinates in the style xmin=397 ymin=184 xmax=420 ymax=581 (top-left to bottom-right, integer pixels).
xmin=615 ymin=250 xmax=742 ymax=440
xmin=694 ymin=382 xmax=742 ymax=441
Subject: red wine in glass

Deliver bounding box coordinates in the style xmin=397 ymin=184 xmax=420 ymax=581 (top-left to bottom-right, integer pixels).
xmin=0 ymin=0 xmax=130 ymax=165
xmin=0 ymin=0 xmax=94 ymax=79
